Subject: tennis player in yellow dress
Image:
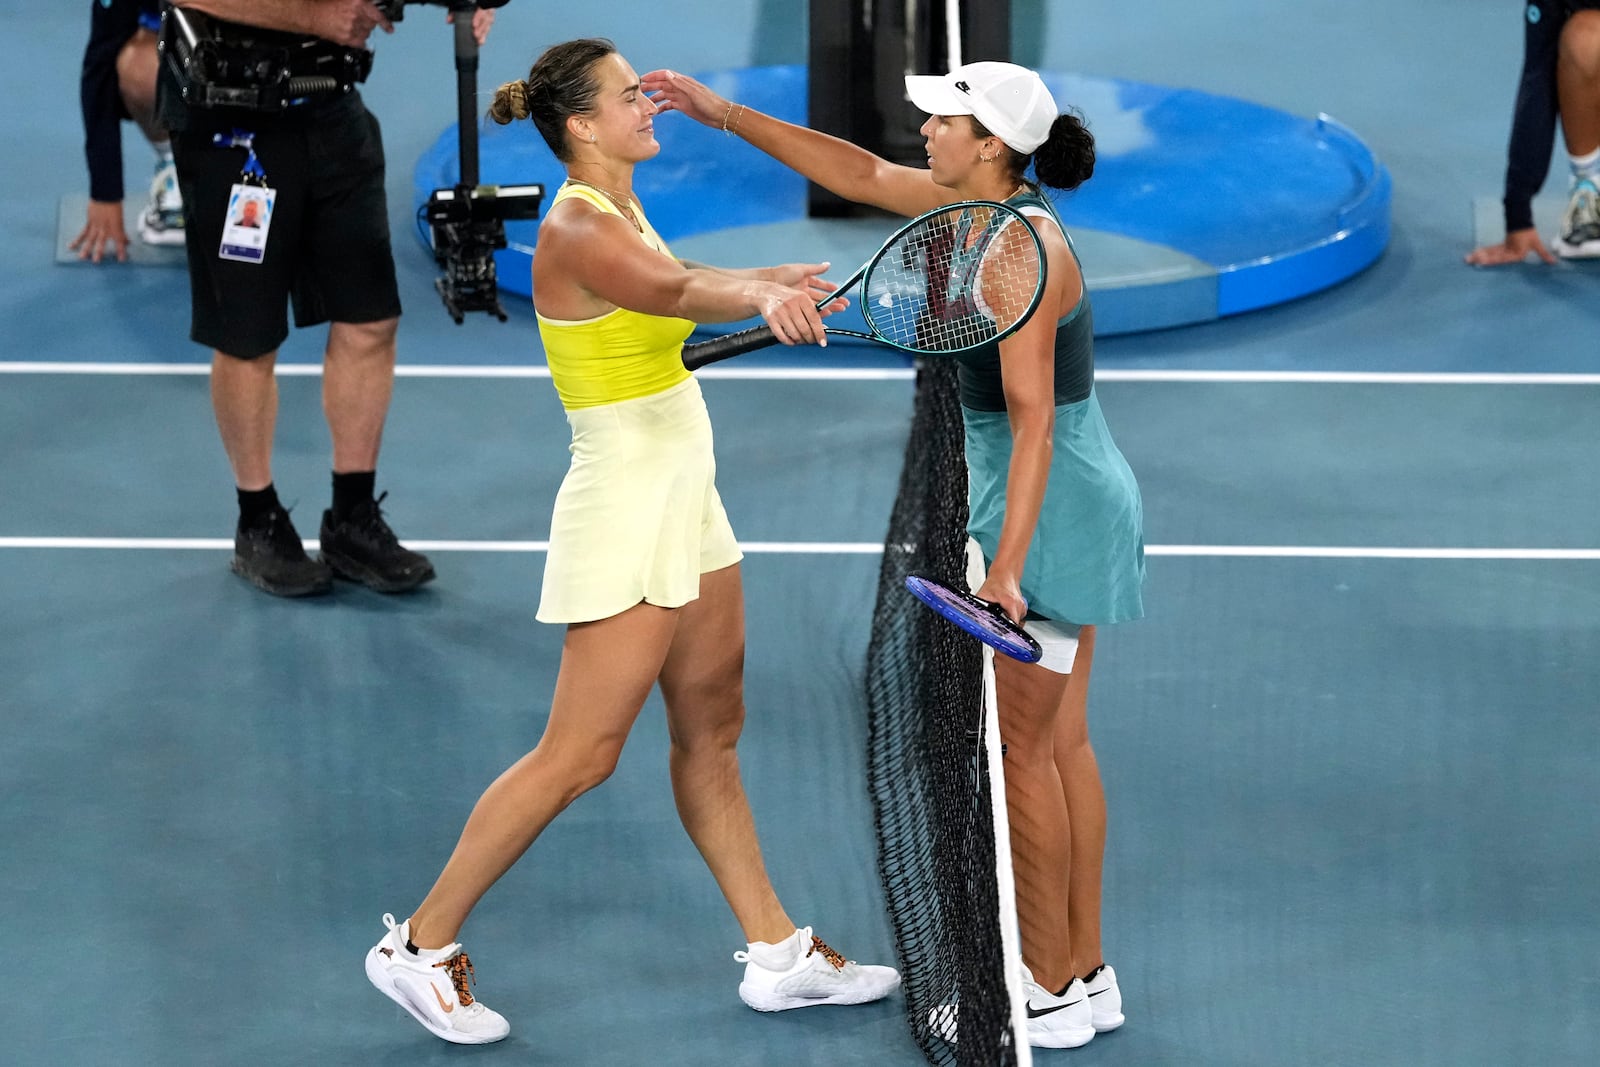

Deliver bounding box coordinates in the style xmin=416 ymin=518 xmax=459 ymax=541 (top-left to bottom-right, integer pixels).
xmin=361 ymin=38 xmax=899 ymax=1046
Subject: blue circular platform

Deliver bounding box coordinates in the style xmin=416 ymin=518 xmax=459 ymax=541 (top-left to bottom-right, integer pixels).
xmin=414 ymin=66 xmax=1390 ymax=337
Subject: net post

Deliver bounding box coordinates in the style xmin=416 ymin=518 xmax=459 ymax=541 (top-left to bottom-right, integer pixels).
xmin=807 ymin=1 xmax=1012 ymax=219
xmin=806 ymin=0 xmax=879 ymax=217
xmin=949 ymin=0 xmax=1011 ymax=64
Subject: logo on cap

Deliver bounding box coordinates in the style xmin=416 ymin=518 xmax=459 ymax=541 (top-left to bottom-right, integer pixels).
xmin=954 ymin=81 xmax=971 ymax=94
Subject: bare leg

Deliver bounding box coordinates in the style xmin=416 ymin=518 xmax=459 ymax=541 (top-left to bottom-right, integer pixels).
xmin=657 ymin=563 xmax=793 ymax=944
xmin=323 ymin=319 xmax=398 ymax=474
xmin=116 ymin=30 xmax=165 ymax=145
xmin=1559 ymin=13 xmax=1600 ymax=157
xmin=1051 ymin=626 xmax=1107 ymax=978
xmin=210 ymin=350 xmax=278 ymax=491
xmin=407 ymin=601 xmax=680 ymax=948
xmin=994 ymin=654 xmax=1075 ymax=993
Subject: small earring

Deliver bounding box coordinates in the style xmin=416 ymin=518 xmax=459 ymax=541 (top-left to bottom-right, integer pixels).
xmin=589 ymin=134 xmax=597 ymax=143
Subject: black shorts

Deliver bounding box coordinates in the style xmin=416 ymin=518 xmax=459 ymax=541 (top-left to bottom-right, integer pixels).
xmin=171 ymin=94 xmax=402 ymax=359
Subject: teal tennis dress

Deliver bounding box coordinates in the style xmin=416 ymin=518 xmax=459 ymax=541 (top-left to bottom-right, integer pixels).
xmin=954 ymin=191 xmax=1145 ymax=626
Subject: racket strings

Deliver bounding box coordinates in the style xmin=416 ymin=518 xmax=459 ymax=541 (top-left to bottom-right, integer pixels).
xmin=862 ymin=207 xmax=1044 ymax=354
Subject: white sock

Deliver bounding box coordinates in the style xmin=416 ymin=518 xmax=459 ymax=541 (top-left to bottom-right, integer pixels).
xmin=153 ymin=141 xmax=174 ymax=169
xmin=745 ymin=928 xmax=804 ymax=970
xmin=1571 ymin=147 xmax=1600 ymax=184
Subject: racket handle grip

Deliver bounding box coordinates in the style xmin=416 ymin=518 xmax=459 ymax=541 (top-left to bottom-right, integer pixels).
xmin=681 ymin=325 xmax=778 ymax=370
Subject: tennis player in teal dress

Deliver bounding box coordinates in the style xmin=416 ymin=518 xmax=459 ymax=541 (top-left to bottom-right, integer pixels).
xmin=646 ymin=60 xmax=1145 ymax=1049
xmin=957 ymin=186 xmax=1145 ymax=636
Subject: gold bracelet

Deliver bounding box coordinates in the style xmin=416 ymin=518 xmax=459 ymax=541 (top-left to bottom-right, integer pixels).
xmin=721 ymin=100 xmax=735 ymax=133
xmin=729 ymin=104 xmax=747 ymax=136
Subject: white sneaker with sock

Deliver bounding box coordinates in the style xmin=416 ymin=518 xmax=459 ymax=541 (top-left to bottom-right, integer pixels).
xmin=364 ymin=913 xmax=510 ymax=1044
xmin=1082 ymin=963 xmax=1125 ymax=1032
xmin=733 ymin=926 xmax=900 ymax=1011
xmin=1021 ymin=964 xmax=1095 ymax=1048
xmin=138 ymin=157 xmax=186 ymax=247
xmin=1555 ymin=176 xmax=1600 ymax=259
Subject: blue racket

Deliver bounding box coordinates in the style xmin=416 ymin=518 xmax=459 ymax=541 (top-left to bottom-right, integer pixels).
xmin=905 ymin=574 xmax=1042 ymax=664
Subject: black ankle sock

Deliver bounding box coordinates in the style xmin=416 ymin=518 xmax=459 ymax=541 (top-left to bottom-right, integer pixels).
xmin=1054 ymin=981 xmax=1076 ymax=998
xmin=331 ymin=470 xmax=376 ymax=521
xmin=237 ymin=484 xmax=281 ymax=527
xmin=404 ymin=938 xmax=422 ymax=956
xmin=1081 ymin=964 xmax=1105 ymax=984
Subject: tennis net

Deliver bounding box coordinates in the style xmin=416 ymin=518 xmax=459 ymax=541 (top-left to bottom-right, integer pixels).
xmin=865 ymin=357 xmax=1030 ymax=1066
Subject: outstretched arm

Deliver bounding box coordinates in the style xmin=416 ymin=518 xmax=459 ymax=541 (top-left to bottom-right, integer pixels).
xmin=536 ymin=204 xmax=840 ymax=346
xmin=641 ymin=68 xmax=949 ymax=218
xmin=681 ymin=261 xmax=843 ymax=308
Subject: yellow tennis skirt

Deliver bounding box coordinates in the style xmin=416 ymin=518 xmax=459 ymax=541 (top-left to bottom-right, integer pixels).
xmin=537 ymin=376 xmax=743 ymax=624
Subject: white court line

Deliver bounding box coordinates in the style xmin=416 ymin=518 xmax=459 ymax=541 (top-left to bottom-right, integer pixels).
xmin=0 ymin=538 xmax=877 ymax=553
xmin=1146 ymin=545 xmax=1600 ymax=560
xmin=1 ymin=538 xmax=1596 ymax=559
xmin=5 ymin=362 xmax=1600 ymax=385
xmin=1098 ymin=370 xmax=1600 ymax=385
xmin=0 ymin=362 xmax=911 ymax=381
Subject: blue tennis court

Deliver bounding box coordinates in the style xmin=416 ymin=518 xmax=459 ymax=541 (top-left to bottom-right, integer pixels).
xmin=3 ymin=3 xmax=1597 ymax=1066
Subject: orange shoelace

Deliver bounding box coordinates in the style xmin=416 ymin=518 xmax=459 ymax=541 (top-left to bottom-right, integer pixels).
xmin=434 ymin=952 xmax=478 ymax=1007
xmin=808 ymin=936 xmax=847 ymax=971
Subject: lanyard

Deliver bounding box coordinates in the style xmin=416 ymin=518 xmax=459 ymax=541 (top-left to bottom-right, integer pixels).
xmin=212 ymin=129 xmax=268 ymax=185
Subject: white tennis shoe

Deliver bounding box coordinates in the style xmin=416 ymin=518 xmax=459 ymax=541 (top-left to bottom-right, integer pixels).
xmin=928 ymin=964 xmax=1113 ymax=1047
xmin=138 ymin=159 xmax=185 ymax=247
xmin=1020 ymin=964 xmax=1095 ymax=1048
xmin=1555 ymin=177 xmax=1600 ymax=259
xmin=364 ymin=913 xmax=510 ymax=1044
xmin=734 ymin=926 xmax=900 ymax=1011
xmin=1083 ymin=963 xmax=1125 ymax=1032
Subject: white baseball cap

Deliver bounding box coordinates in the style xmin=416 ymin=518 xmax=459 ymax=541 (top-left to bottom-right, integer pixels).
xmin=904 ymin=61 xmax=1058 ymax=154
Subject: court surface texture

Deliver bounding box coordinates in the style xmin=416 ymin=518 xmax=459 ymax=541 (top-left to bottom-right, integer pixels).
xmin=3 ymin=3 xmax=1596 ymax=1065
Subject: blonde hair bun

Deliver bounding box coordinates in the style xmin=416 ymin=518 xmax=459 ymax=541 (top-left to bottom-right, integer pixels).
xmin=488 ymin=79 xmax=531 ymax=125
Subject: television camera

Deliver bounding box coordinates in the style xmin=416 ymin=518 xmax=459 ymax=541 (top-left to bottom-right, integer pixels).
xmin=379 ymin=1 xmax=542 ymax=323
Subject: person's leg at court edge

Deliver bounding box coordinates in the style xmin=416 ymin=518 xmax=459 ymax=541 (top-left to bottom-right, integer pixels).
xmin=316 ymin=317 xmax=436 ymax=593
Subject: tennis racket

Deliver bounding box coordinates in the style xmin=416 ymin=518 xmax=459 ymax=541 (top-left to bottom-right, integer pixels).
xmin=681 ymin=200 xmax=1048 ymax=370
xmin=905 ymin=574 xmax=1043 ymax=664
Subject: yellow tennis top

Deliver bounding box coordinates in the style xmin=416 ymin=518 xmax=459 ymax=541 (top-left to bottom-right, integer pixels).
xmin=535 ymin=182 xmax=695 ymax=410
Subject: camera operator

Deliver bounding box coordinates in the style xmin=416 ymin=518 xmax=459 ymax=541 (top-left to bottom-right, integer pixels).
xmin=157 ymin=2 xmax=494 ymax=597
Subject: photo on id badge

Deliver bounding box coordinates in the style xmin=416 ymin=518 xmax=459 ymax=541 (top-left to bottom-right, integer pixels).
xmin=220 ymin=183 xmax=275 ymax=263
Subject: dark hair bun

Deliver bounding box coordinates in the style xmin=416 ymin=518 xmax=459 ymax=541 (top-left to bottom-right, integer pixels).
xmin=1032 ymin=110 xmax=1095 ymax=191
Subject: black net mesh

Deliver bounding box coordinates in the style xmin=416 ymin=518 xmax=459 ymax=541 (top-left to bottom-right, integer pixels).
xmin=866 ymin=357 xmax=1019 ymax=1066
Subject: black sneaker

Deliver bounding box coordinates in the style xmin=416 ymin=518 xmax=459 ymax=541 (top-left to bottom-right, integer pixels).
xmin=318 ymin=492 xmax=436 ymax=593
xmin=231 ymin=506 xmax=334 ymax=597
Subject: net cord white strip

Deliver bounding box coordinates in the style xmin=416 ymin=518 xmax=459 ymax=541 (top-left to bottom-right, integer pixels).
xmin=967 ymin=540 xmax=1033 ymax=1065
xmin=982 ymin=646 xmax=1033 ymax=1065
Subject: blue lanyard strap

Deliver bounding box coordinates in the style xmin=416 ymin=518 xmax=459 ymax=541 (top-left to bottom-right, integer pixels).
xmin=212 ymin=129 xmax=268 ymax=185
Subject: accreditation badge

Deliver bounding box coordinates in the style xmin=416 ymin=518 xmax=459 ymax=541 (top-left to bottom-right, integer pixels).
xmin=218 ymin=183 xmax=276 ymax=264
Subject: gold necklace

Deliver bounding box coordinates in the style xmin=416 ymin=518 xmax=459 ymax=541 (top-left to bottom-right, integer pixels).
xmin=565 ymin=177 xmax=640 ymax=228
